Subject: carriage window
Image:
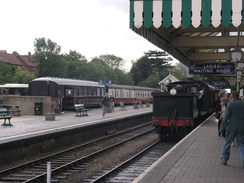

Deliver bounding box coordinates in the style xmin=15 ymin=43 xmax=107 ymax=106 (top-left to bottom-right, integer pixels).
xmin=74 ymin=87 xmax=79 ymax=96
xmin=93 ymin=87 xmax=97 ymax=96
xmin=101 ymin=88 xmax=104 ymax=96
xmin=66 ymin=89 xmax=74 ymax=96
xmin=84 ymin=87 xmax=87 ymax=96
xmin=87 ymin=87 xmax=92 ymax=96
xmin=97 ymin=88 xmax=100 ymax=96
xmin=79 ymin=87 xmax=83 ymax=96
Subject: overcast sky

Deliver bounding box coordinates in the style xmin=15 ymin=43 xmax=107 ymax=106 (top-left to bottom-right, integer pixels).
xmin=0 ymin=0 xmax=165 ymax=70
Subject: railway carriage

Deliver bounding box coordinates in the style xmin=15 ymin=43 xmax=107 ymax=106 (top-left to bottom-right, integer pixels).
xmin=29 ymin=77 xmax=159 ymax=111
xmin=29 ymin=77 xmax=104 ymax=110
xmin=0 ymin=84 xmax=29 ymax=96
xmin=108 ymin=84 xmax=155 ymax=105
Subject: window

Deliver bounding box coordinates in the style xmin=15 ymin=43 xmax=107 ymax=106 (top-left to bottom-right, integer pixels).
xmin=84 ymin=87 xmax=87 ymax=96
xmin=74 ymin=87 xmax=79 ymax=96
xmin=97 ymin=88 xmax=100 ymax=96
xmin=79 ymin=87 xmax=84 ymax=96
xmin=66 ymin=89 xmax=74 ymax=96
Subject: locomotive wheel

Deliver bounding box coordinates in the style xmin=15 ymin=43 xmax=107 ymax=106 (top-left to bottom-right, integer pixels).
xmin=158 ymin=126 xmax=167 ymax=140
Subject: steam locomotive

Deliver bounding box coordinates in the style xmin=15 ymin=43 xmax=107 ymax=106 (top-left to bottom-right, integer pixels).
xmin=152 ymin=80 xmax=218 ymax=139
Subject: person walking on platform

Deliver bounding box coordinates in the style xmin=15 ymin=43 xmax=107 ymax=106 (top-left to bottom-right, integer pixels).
xmin=101 ymin=93 xmax=110 ymax=117
xmin=220 ymin=91 xmax=244 ymax=168
xmin=109 ymin=94 xmax=115 ymax=112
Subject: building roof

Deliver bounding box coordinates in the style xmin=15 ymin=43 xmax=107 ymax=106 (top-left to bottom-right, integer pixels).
xmin=159 ymin=74 xmax=179 ymax=85
xmin=0 ymin=51 xmax=37 ymax=72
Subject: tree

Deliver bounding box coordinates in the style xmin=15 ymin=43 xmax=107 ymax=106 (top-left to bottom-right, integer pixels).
xmin=145 ymin=50 xmax=172 ymax=69
xmin=145 ymin=50 xmax=172 ymax=80
xmin=138 ymin=74 xmax=160 ymax=88
xmin=171 ymin=62 xmax=188 ymax=80
xmin=130 ymin=56 xmax=153 ymax=85
xmin=91 ymin=54 xmax=125 ymax=69
xmin=64 ymin=50 xmax=87 ymax=63
xmin=130 ymin=51 xmax=173 ymax=87
xmin=33 ymin=38 xmax=66 ymax=77
xmin=0 ymin=62 xmax=35 ymax=84
xmin=64 ymin=50 xmax=88 ymax=79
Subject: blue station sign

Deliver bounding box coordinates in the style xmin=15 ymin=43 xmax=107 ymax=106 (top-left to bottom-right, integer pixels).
xmin=207 ymin=81 xmax=230 ymax=89
xmin=189 ymin=63 xmax=235 ymax=75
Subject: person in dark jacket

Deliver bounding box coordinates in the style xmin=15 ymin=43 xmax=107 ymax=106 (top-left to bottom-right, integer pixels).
xmin=101 ymin=93 xmax=109 ymax=117
xmin=109 ymin=94 xmax=115 ymax=112
xmin=220 ymin=91 xmax=244 ymax=168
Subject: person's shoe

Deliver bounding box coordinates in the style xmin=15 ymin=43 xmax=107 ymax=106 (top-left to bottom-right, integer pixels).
xmin=221 ymin=161 xmax=227 ymax=166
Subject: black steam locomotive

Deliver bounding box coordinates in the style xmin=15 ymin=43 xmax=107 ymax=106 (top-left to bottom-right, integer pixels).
xmin=152 ymin=80 xmax=218 ymax=139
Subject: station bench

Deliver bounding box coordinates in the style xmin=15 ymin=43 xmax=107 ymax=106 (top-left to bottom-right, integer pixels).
xmin=0 ymin=105 xmax=21 ymax=116
xmin=74 ymin=104 xmax=88 ymax=117
xmin=0 ymin=108 xmax=12 ymax=126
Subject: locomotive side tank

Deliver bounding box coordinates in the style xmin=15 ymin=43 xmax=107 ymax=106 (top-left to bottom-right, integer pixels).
xmin=152 ymin=80 xmax=218 ymax=139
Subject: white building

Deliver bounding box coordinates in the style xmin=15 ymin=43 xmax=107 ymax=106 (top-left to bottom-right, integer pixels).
xmin=159 ymin=74 xmax=179 ymax=91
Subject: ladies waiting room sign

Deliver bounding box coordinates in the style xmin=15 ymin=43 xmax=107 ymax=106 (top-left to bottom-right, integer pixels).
xmin=189 ymin=63 xmax=235 ymax=75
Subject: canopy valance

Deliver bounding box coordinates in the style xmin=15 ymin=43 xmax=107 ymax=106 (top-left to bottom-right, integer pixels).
xmin=130 ymin=0 xmax=244 ymax=28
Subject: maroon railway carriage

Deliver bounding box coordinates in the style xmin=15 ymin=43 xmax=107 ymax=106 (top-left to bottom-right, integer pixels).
xmin=29 ymin=77 xmax=159 ymax=111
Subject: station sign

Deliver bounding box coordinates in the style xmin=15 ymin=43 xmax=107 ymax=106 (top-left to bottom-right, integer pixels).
xmin=189 ymin=63 xmax=235 ymax=75
xmin=207 ymin=81 xmax=230 ymax=89
xmin=98 ymin=80 xmax=113 ymax=85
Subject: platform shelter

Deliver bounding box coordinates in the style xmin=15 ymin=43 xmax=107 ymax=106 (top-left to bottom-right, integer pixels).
xmin=130 ymin=0 xmax=244 ymax=90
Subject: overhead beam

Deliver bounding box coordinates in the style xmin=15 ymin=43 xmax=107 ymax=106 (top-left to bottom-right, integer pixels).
xmin=172 ymin=36 xmax=244 ymax=48
xmin=189 ymin=52 xmax=230 ymax=61
xmin=179 ymin=25 xmax=244 ymax=33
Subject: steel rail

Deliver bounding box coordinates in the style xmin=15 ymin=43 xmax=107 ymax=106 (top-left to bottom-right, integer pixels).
xmin=0 ymin=122 xmax=152 ymax=182
xmin=91 ymin=140 xmax=161 ymax=183
xmin=0 ymin=122 xmax=149 ymax=175
xmin=23 ymin=128 xmax=154 ymax=183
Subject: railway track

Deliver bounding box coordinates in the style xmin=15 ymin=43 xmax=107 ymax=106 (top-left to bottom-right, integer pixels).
xmin=88 ymin=140 xmax=177 ymax=183
xmin=0 ymin=123 xmax=154 ymax=183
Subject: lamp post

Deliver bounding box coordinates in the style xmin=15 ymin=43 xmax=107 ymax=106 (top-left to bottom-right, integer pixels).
xmin=237 ymin=71 xmax=242 ymax=91
xmin=230 ymin=48 xmax=243 ymax=91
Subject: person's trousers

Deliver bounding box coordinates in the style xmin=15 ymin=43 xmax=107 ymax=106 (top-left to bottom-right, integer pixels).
xmin=236 ymin=135 xmax=244 ymax=162
xmin=102 ymin=105 xmax=106 ymax=116
xmin=221 ymin=130 xmax=236 ymax=163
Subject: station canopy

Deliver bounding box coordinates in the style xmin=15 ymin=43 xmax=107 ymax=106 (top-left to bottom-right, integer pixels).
xmin=130 ymin=0 xmax=244 ymax=88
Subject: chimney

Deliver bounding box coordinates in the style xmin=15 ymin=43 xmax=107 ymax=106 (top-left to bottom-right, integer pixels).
xmin=13 ymin=51 xmax=18 ymax=55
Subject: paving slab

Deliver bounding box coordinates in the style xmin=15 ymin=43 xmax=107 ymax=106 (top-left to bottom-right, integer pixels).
xmin=0 ymin=106 xmax=152 ymax=144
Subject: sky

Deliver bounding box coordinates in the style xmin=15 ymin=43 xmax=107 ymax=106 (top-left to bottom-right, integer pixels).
xmin=0 ymin=0 xmax=165 ymax=71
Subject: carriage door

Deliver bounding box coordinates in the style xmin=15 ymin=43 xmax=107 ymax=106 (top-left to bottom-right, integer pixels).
xmin=64 ymin=87 xmax=74 ymax=110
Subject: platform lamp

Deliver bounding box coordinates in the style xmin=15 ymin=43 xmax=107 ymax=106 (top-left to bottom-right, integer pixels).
xmin=230 ymin=48 xmax=242 ymax=62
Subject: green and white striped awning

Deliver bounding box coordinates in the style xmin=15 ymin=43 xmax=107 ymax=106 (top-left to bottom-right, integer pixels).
xmin=130 ymin=0 xmax=244 ymax=29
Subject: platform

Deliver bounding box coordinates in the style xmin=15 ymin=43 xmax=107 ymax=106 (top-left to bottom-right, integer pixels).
xmin=0 ymin=105 xmax=152 ymax=144
xmin=134 ymin=115 xmax=244 ymax=183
